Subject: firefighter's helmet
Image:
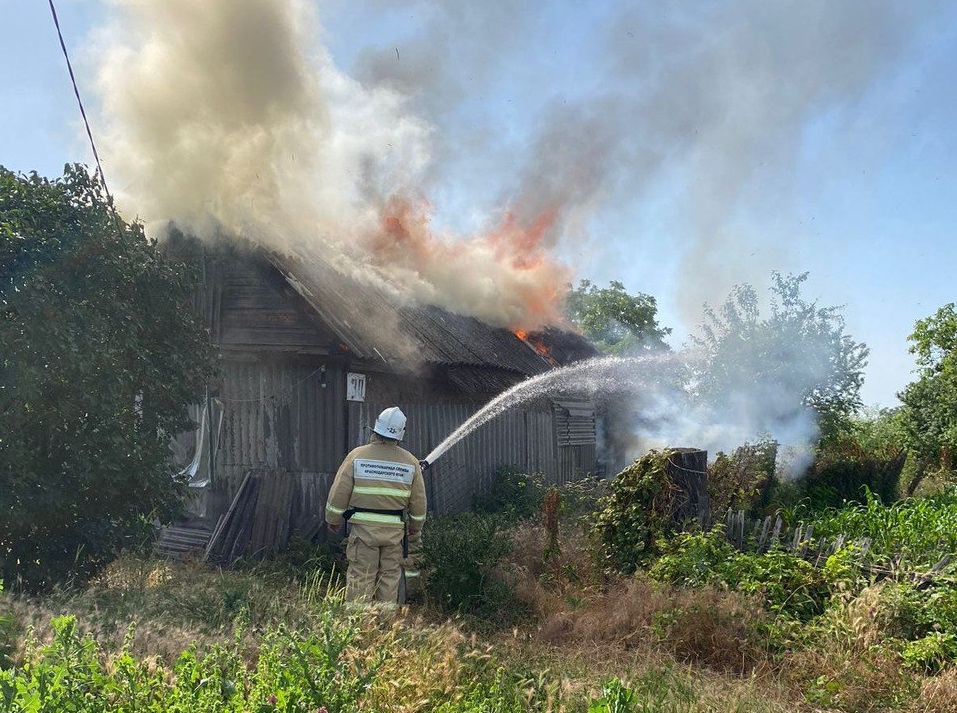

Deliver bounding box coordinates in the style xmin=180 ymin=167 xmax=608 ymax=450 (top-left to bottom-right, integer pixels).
xmin=373 ymin=406 xmax=407 ymax=441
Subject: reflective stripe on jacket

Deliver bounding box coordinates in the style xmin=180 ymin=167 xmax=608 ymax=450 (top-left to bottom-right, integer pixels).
xmin=325 ymin=436 xmax=427 ymax=529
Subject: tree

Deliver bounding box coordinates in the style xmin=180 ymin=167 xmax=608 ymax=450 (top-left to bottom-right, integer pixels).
xmin=0 ymin=165 xmax=216 ymax=589
xmin=692 ymin=272 xmax=868 ymax=444
xmin=565 ymin=279 xmax=670 ymax=355
xmin=898 ymin=304 xmax=957 ymax=494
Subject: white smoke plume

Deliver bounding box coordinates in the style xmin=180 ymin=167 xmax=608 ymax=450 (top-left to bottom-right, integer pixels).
xmin=92 ymin=0 xmax=569 ymax=329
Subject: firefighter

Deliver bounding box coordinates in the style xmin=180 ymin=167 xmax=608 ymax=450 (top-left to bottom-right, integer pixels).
xmin=325 ymin=406 xmax=427 ymax=608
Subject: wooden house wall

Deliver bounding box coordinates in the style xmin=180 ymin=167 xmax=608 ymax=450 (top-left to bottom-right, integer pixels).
xmin=192 ymin=249 xmax=601 ymax=525
xmin=349 ymin=401 xmax=598 ymax=514
xmin=215 ymin=256 xmax=341 ymax=353
xmin=214 ymin=357 xmax=347 ymax=507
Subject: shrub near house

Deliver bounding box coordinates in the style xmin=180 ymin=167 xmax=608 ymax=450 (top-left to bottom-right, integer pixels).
xmin=0 ymin=165 xmax=215 ymax=590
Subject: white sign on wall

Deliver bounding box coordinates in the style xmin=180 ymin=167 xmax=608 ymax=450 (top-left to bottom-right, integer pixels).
xmin=346 ymin=372 xmax=366 ymax=402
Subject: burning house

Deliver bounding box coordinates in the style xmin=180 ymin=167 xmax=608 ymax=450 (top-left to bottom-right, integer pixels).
xmin=163 ymin=235 xmax=601 ymax=559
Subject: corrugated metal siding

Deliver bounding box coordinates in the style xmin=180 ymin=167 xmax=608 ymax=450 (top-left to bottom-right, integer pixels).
xmin=217 ymin=359 xmax=346 ymax=498
xmin=554 ymin=400 xmax=597 ymax=447
xmin=349 ymin=402 xmax=596 ymax=513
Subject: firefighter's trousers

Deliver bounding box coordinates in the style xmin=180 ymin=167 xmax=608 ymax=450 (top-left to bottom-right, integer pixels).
xmin=401 ymin=529 xmax=423 ymax=601
xmin=345 ymin=522 xmax=404 ymax=604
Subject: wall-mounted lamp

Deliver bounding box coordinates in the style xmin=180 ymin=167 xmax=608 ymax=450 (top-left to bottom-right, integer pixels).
xmin=319 ymin=364 xmax=327 ymax=389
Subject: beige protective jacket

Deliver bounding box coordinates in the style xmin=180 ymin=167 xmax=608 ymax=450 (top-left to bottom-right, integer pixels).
xmin=325 ymin=436 xmax=427 ymax=541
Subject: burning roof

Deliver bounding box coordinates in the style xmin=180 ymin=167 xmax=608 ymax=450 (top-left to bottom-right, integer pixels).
xmin=265 ymin=247 xmax=596 ymax=377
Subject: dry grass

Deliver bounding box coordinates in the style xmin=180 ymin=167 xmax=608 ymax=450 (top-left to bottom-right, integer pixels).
xmin=782 ymin=584 xmax=918 ymax=712
xmin=2 ymin=553 xmax=320 ymax=664
xmin=4 ymin=530 xmax=954 ymax=712
xmin=506 ymin=521 xmax=772 ymax=674
xmin=912 ymin=669 xmax=957 ymax=712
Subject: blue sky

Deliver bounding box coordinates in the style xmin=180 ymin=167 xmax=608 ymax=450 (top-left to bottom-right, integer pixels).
xmin=2 ymin=0 xmax=956 ymax=409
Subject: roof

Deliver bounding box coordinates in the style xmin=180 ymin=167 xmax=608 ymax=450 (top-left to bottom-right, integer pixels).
xmin=265 ymin=249 xmax=597 ymax=377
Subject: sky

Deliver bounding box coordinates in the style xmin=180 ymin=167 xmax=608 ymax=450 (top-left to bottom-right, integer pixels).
xmin=2 ymin=0 xmax=956 ymax=410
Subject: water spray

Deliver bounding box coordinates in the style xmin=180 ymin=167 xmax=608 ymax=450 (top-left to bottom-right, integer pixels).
xmin=418 ymin=353 xmax=684 ymax=468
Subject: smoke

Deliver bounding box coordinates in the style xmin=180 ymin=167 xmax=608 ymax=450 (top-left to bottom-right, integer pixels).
xmin=91 ymin=0 xmax=941 ymax=327
xmin=89 ymin=0 xmax=932 ymax=456
xmin=349 ymin=0 xmax=941 ymax=314
xmin=92 ymin=0 xmax=569 ymax=330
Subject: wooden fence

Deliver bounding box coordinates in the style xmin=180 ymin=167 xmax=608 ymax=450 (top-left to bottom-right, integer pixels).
xmin=719 ymin=508 xmax=952 ymax=584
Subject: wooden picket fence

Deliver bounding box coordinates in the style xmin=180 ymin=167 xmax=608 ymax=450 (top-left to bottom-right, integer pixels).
xmin=719 ymin=508 xmax=952 ymax=584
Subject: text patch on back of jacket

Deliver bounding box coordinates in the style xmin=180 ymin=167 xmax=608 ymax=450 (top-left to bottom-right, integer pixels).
xmin=354 ymin=459 xmax=415 ymax=484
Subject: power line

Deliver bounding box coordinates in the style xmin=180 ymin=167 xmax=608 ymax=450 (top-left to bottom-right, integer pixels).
xmin=47 ymin=0 xmax=123 ymax=237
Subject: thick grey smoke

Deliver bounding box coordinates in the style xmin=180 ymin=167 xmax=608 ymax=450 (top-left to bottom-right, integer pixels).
xmin=353 ymin=0 xmax=941 ymax=311
xmin=92 ymin=0 xmax=569 ymax=329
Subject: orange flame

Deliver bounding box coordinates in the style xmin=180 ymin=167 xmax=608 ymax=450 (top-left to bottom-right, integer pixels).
xmin=367 ymin=195 xmax=571 ymax=329
xmin=511 ymin=328 xmax=559 ymax=367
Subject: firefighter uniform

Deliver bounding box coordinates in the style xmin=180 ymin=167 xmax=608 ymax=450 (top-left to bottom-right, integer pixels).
xmin=401 ymin=527 xmax=423 ymax=601
xmin=326 ymin=426 xmax=427 ymax=606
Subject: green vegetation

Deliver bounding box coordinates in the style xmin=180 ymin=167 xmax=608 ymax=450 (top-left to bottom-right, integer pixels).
xmin=693 ymin=271 xmax=869 ymax=441
xmin=899 ymin=303 xmax=957 ymax=494
xmin=565 ymin=279 xmax=670 ymax=355
xmin=0 ymin=165 xmax=216 ymax=591
xmin=7 ymin=455 xmax=957 ymax=710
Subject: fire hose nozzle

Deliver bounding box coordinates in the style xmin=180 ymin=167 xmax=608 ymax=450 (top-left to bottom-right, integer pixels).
xmin=418 ymin=459 xmax=431 ymax=471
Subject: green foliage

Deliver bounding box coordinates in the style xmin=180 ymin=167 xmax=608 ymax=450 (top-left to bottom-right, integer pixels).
xmin=0 ymin=606 xmax=379 ymax=712
xmin=721 ymin=549 xmax=832 ymax=621
xmin=898 ymin=303 xmax=957 ymax=489
xmin=692 ymin=272 xmax=868 ymax=441
xmin=810 ymin=488 xmax=957 ymax=569
xmin=901 ymin=632 xmax=957 ymax=674
xmin=0 ymin=165 xmax=217 ymax=590
xmin=708 ymin=439 xmax=778 ymax=515
xmin=592 ymin=451 xmax=675 ymax=574
xmin=474 ymin=466 xmax=546 ymax=521
xmin=421 ymin=512 xmax=517 ymax=620
xmin=565 ymin=279 xmax=670 ymax=355
xmin=650 ymin=528 xmax=856 ymax=622
xmin=647 ymin=527 xmax=732 ymax=588
xmin=800 ymin=436 xmax=904 ymax=509
xmin=587 ymin=670 xmax=697 ymax=713
xmin=0 ymin=578 xmax=15 ymax=668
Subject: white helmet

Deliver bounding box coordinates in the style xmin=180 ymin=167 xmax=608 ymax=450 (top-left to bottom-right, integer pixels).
xmin=373 ymin=406 xmax=407 ymax=441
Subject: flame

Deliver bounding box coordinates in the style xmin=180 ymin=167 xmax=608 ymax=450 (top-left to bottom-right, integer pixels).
xmin=511 ymin=327 xmax=559 ymax=367
xmin=365 ymin=195 xmax=572 ymax=330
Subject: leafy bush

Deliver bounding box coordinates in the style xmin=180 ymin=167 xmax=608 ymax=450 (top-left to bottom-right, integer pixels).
xmin=708 ymin=439 xmax=778 ymax=515
xmin=474 ymin=466 xmax=546 ymax=521
xmin=650 ymin=528 xmax=857 ymax=622
xmin=903 ymin=632 xmax=957 ymax=674
xmin=649 ymin=527 xmax=736 ymax=588
xmin=592 ymin=450 xmax=676 ymax=574
xmin=800 ymin=438 xmax=904 ymax=509
xmin=0 ymin=166 xmax=216 ymax=591
xmin=421 ymin=512 xmax=517 ymax=620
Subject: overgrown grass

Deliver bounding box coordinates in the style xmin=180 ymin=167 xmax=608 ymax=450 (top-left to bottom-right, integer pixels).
xmin=8 ymin=471 xmax=957 ymax=711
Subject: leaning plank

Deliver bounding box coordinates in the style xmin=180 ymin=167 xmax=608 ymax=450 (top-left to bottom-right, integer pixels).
xmin=204 ymin=470 xmax=252 ymax=562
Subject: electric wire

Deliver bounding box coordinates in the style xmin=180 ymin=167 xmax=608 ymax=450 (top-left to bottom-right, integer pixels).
xmin=47 ymin=0 xmax=123 ymax=238
xmin=217 ymin=365 xmax=329 ymax=404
